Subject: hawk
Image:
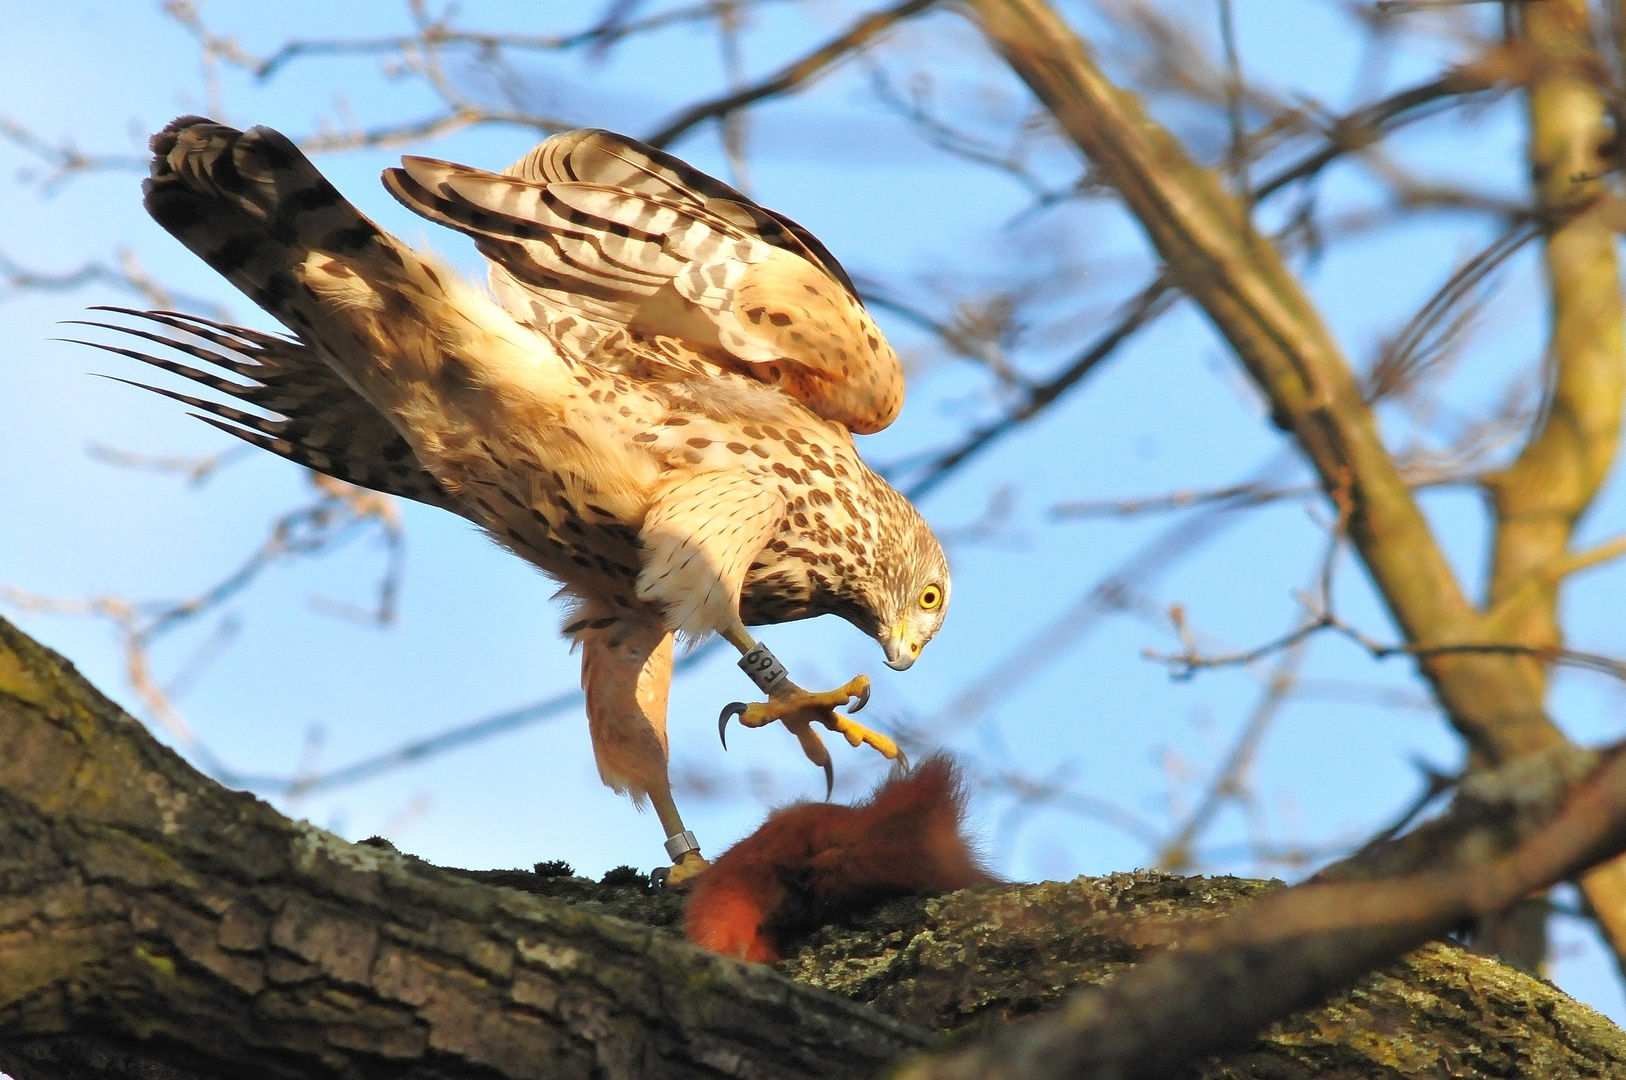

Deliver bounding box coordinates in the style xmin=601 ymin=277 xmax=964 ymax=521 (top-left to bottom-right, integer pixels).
xmin=79 ymin=117 xmax=950 ymax=883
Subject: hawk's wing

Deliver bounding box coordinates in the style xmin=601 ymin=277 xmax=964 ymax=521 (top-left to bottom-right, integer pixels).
xmin=502 ymin=129 xmax=858 ymax=293
xmin=382 ymin=129 xmax=904 ymax=435
xmin=70 ymin=307 xmax=462 ymax=513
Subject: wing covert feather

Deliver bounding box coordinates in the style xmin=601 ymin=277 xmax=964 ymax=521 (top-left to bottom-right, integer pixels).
xmin=383 ymin=129 xmax=905 ymax=433
xmin=506 ymin=128 xmax=859 ymax=294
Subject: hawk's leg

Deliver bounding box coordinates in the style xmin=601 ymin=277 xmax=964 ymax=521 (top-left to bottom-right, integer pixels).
xmin=648 ymin=786 xmax=709 ymax=888
xmin=577 ymin=615 xmax=709 ymax=885
xmin=717 ymin=623 xmax=907 ymax=795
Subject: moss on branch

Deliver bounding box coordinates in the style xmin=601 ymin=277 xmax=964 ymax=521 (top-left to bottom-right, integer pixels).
xmin=3 ymin=615 xmax=1624 ymax=1079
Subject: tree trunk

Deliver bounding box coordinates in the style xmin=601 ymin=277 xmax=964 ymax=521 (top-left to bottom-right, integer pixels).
xmin=2 ymin=614 xmax=1624 ymax=1079
xmin=0 ymin=616 xmax=928 ymax=1080
xmin=784 ymin=876 xmax=1626 ymax=1078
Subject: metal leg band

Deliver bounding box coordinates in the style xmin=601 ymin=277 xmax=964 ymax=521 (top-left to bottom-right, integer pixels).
xmin=738 ymin=642 xmax=789 ymax=694
xmin=664 ymin=829 xmax=701 ymax=861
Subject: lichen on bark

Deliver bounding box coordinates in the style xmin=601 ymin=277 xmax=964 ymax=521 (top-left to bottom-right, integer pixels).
xmin=4 ymin=612 xmax=1625 ymax=1080
xmin=448 ymin=858 xmax=1626 ymax=1078
xmin=776 ymin=873 xmax=1626 ymax=1078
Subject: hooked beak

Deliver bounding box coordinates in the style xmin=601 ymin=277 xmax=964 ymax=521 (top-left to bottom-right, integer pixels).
xmin=883 ymin=625 xmax=917 ymax=671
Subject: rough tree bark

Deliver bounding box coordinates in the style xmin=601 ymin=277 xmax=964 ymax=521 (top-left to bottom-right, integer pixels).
xmin=3 ymin=615 xmax=1625 ymax=1079
xmin=0 ymin=616 xmax=929 ymax=1080
xmin=1481 ymin=0 xmax=1626 ymax=970
xmin=962 ymin=0 xmax=1626 ymax=966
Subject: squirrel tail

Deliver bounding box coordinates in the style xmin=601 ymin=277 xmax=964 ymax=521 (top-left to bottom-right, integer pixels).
xmin=684 ymin=755 xmax=994 ymax=962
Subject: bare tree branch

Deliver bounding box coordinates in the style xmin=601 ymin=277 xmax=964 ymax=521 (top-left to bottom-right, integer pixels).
xmin=0 ymin=119 xmax=143 ymax=192
xmin=899 ymin=739 xmax=1626 ymax=1080
xmin=896 ymin=274 xmax=1176 ymax=500
xmin=962 ymin=0 xmax=1626 ymax=966
xmin=646 ymin=0 xmax=940 ymax=148
xmin=963 ymin=0 xmax=1587 ymax=777
xmin=1 ymin=247 xmax=228 ymax=317
xmin=3 ymin=474 xmax=403 ymax=772
xmin=163 ymin=0 xmax=777 ymax=80
xmin=1157 ymin=639 xmax=1305 ymax=872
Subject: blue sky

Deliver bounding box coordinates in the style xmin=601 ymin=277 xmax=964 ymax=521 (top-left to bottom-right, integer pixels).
xmin=3 ymin=0 xmax=1625 ymax=1022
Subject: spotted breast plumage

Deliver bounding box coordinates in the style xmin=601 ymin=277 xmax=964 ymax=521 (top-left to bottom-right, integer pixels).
xmin=79 ymin=117 xmax=950 ymax=883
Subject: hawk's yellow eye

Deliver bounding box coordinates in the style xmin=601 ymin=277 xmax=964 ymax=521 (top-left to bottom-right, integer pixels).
xmin=918 ymin=585 xmax=942 ymax=611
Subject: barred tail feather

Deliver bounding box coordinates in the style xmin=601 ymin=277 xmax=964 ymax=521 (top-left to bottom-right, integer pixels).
xmin=67 ymin=307 xmax=460 ymax=511
xmin=143 ymin=117 xmax=396 ymax=335
xmin=137 ymin=116 xmax=576 ymax=499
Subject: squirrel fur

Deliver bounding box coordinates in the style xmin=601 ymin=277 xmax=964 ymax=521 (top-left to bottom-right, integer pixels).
xmin=684 ymin=755 xmax=994 ymax=962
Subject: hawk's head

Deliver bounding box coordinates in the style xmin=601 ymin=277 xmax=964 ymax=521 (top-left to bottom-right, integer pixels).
xmin=873 ymin=503 xmax=950 ymax=672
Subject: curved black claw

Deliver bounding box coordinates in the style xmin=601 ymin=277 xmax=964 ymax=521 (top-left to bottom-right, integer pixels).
xmin=718 ymin=701 xmax=746 ymax=750
xmin=823 ymin=759 xmax=835 ymax=801
xmin=650 ymin=866 xmax=670 ymax=889
xmin=849 ymin=681 xmax=871 ymax=714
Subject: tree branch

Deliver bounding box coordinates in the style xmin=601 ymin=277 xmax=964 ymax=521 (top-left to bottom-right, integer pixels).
xmin=889 ymin=65 xmax=1505 ymax=503
xmin=899 ymin=740 xmax=1626 ymax=1079
xmin=0 ymin=615 xmax=929 ymax=1079
xmin=645 ymin=0 xmax=940 ymax=148
xmin=5 ymin=618 xmax=1626 ymax=1079
xmin=1484 ymin=0 xmax=1626 ymax=965
xmin=964 ymin=0 xmax=1494 ymax=714
xmin=898 ymin=274 xmax=1176 ymax=500
xmin=960 ymin=0 xmax=1626 ymax=961
xmin=164 ymin=0 xmax=771 ymax=80
xmin=1484 ymin=0 xmax=1625 ymax=697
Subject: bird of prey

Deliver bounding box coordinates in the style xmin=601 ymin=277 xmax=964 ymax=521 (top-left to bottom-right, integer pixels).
xmin=78 ymin=117 xmax=950 ymax=883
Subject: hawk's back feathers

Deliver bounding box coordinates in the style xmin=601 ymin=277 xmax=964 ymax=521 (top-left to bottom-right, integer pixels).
xmin=383 ymin=128 xmax=905 ymax=435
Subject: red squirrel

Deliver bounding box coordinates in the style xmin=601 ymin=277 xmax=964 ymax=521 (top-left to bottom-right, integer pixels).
xmin=684 ymin=755 xmax=994 ymax=962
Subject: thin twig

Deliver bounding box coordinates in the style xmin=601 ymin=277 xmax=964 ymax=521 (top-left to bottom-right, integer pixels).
xmin=1375 ymin=0 xmax=1513 ymax=12
xmin=897 ymin=66 xmax=1500 ymax=505
xmin=295 ymin=107 xmax=569 ymax=155
xmin=984 ymin=763 xmax=1167 ymax=849
xmin=897 ymin=275 xmax=1177 ymax=501
xmin=0 ymin=246 xmax=228 ymax=317
xmin=713 ymin=0 xmax=754 ymax=195
xmin=0 ymin=119 xmax=144 ymax=192
xmin=915 ymin=448 xmax=1299 ymax=743
xmin=1153 ymin=604 xmax=1626 ymax=686
xmin=1216 ymin=0 xmax=1254 ymax=226
xmin=1050 ymin=463 xmax=1485 ymax=520
xmin=164 ymin=0 xmax=775 ymax=79
xmin=216 ymin=638 xmax=727 ymax=797
xmin=3 ymin=473 xmax=403 ymax=764
xmin=1252 ymin=72 xmax=1499 ymax=201
xmin=84 ymin=442 xmax=252 ymax=487
xmin=864 ymin=65 xmax=1053 ymax=197
xmin=1363 ymin=221 xmax=1540 ymax=405
xmin=862 ymin=284 xmax=1025 ymax=386
xmin=646 ymin=0 xmax=940 ymax=148
xmin=1158 ymin=640 xmax=1306 ymax=872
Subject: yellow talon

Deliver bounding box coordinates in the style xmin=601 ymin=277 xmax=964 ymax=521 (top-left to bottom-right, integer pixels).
xmin=660 ymin=854 xmax=710 ymax=889
xmin=824 ymin=712 xmax=907 ymax=767
xmin=717 ymin=674 xmax=904 ymax=795
xmin=718 ymin=674 xmax=872 ymax=732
